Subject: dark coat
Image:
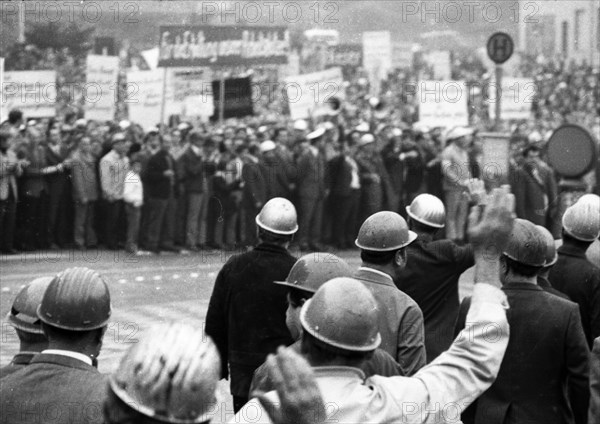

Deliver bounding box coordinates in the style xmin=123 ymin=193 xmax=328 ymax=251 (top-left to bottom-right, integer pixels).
xmin=177 ymin=146 xmax=205 ymax=194
xmin=296 ymin=148 xmax=326 ymax=199
xmin=396 ymin=234 xmax=474 ymax=362
xmin=262 ymin=156 xmax=293 ymax=200
xmin=456 ymin=283 xmax=590 ymax=424
xmin=590 ymin=337 xmax=600 ymax=423
xmin=512 ymin=163 xmax=557 ymax=226
xmin=537 ymin=275 xmax=570 ymax=300
xmin=327 ymin=154 xmax=354 ymax=197
xmin=143 ymin=149 xmax=178 ymax=199
xmin=549 ymin=242 xmax=600 ymax=348
xmin=0 ymin=353 xmax=107 ymax=424
xmin=0 ymin=352 xmax=35 ymax=379
xmin=242 ymin=157 xmax=268 ymax=208
xmin=205 ymin=243 xmax=296 ymax=398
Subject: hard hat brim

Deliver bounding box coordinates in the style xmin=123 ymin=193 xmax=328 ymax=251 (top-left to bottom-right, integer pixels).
xmin=299 ymin=300 xmax=381 ymax=352
xmin=37 ymin=304 xmax=111 ymax=332
xmin=255 ymin=215 xmax=298 ymax=235
xmin=501 ymin=252 xmax=546 ymax=267
xmin=405 ymin=206 xmax=445 ymax=228
xmin=6 ymin=311 xmax=44 ymax=335
xmin=272 ymin=280 xmax=317 ymax=293
xmin=355 ymin=230 xmax=418 ymax=251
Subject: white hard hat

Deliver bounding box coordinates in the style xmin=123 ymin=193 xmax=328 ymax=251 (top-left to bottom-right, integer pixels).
xmin=259 ymin=140 xmax=276 ymax=153
xmin=528 ymin=131 xmax=542 ymax=143
xmin=359 ymin=133 xmax=375 ymax=146
xmin=406 ymin=194 xmax=446 ymax=228
xmin=562 ymin=199 xmax=600 ymax=242
xmin=307 ymin=127 xmax=326 ymax=141
xmin=256 ymin=198 xmax=299 ymax=235
xmin=446 ymin=127 xmax=474 ymax=141
xmin=355 ymin=122 xmax=370 ymax=133
xmin=293 ymin=119 xmax=308 ymax=131
xmin=118 ymin=120 xmax=131 ymax=130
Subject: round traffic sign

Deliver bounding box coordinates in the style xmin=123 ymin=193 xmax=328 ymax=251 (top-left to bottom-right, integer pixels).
xmin=546 ymin=124 xmax=598 ymax=178
xmin=487 ymin=32 xmax=514 ymax=65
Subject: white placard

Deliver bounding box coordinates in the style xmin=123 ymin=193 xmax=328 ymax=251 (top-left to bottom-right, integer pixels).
xmin=488 ymin=77 xmax=535 ymax=121
xmin=0 ymin=58 xmax=5 ymax=122
xmin=363 ymin=31 xmax=392 ymax=92
xmin=392 ymin=42 xmax=414 ymax=69
xmin=183 ymin=94 xmax=215 ymax=119
xmin=284 ymin=67 xmax=345 ymax=121
xmin=417 ymin=80 xmax=469 ymax=128
xmin=141 ymin=47 xmax=159 ymax=70
xmin=425 ymin=50 xmax=451 ymax=80
xmin=126 ymin=69 xmax=165 ymax=128
xmin=164 ymin=67 xmax=213 ymax=116
xmin=85 ymin=55 xmax=119 ymax=121
xmin=2 ymin=70 xmax=57 ymax=118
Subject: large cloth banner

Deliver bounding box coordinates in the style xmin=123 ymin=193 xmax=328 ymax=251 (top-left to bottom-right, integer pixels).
xmin=326 ymin=44 xmax=362 ymax=69
xmin=3 ymin=70 xmax=57 ymax=118
xmin=126 ymin=69 xmax=165 ymax=128
xmin=417 ymin=80 xmax=469 ymax=128
xmin=488 ymin=77 xmax=535 ymax=121
xmin=284 ymin=67 xmax=344 ymax=121
xmin=158 ymin=26 xmax=289 ymax=67
xmin=164 ymin=67 xmax=213 ymax=117
xmin=85 ymin=55 xmax=119 ymax=121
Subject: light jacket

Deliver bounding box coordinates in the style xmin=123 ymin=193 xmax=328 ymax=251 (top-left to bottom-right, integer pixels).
xmin=123 ymin=170 xmax=143 ymax=207
xmin=234 ymin=284 xmax=510 ymax=424
xmin=0 ymin=149 xmax=20 ymax=201
xmin=99 ymin=150 xmax=129 ymax=201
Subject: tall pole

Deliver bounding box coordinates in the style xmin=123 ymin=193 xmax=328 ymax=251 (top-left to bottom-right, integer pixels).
xmin=160 ymin=67 xmax=168 ymax=127
xmin=219 ymin=73 xmax=225 ymax=125
xmin=18 ymin=2 xmax=25 ymax=43
xmin=495 ymin=64 xmax=503 ymax=131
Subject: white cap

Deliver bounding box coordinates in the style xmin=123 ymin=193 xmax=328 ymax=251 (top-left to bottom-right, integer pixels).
xmin=145 ymin=126 xmax=159 ymax=134
xmin=528 ymin=131 xmax=542 ymax=143
xmin=446 ymin=127 xmax=473 ymax=141
xmin=307 ymin=127 xmax=326 ymax=141
xmin=258 ymin=125 xmax=269 ymax=133
xmin=412 ymin=121 xmax=431 ymax=134
xmin=392 ymin=128 xmax=403 ymax=137
xmin=74 ymin=119 xmax=87 ymax=128
xmin=368 ymin=97 xmax=380 ymax=108
xmin=359 ymin=133 xmax=375 ymax=146
xmin=259 ymin=140 xmax=277 ymax=153
xmin=355 ymin=122 xmax=370 ymax=132
xmin=177 ymin=122 xmax=191 ymax=131
xmin=319 ymin=122 xmax=335 ymax=131
xmin=118 ymin=120 xmax=131 ymax=130
xmin=293 ymin=120 xmax=308 ymax=131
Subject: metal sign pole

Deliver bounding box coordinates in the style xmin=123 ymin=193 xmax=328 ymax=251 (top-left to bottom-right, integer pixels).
xmin=495 ymin=64 xmax=503 ymax=131
xmin=219 ymin=73 xmax=225 ymax=125
xmin=160 ymin=67 xmax=168 ymax=128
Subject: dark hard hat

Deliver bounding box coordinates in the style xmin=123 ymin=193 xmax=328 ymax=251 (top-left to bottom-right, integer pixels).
xmin=7 ymin=277 xmax=53 ymax=334
xmin=274 ymin=253 xmax=353 ymax=293
xmin=356 ymin=211 xmax=417 ymax=251
xmin=503 ymin=219 xmax=546 ymax=267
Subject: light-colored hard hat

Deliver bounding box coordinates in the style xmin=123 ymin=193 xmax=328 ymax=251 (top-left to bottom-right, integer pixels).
xmin=562 ymin=199 xmax=600 ymax=242
xmin=359 ymin=133 xmax=375 ymax=147
xmin=307 ymin=127 xmax=326 ymax=141
xmin=255 ymin=197 xmax=299 ymax=235
xmin=356 ymin=211 xmax=417 ymax=251
xmin=406 ymin=194 xmax=446 ymax=228
xmin=293 ymin=119 xmax=308 ymax=131
xmin=503 ymin=219 xmax=546 ymax=267
xmin=274 ymin=253 xmax=353 ymax=293
xmin=446 ymin=126 xmax=474 ymax=141
xmin=109 ymin=322 xmax=221 ymax=423
xmin=7 ymin=277 xmax=53 ymax=334
xmin=536 ymin=225 xmax=558 ymax=267
xmin=37 ymin=267 xmax=111 ymax=331
xmin=259 ymin=140 xmax=276 ymax=153
xmin=300 ymin=277 xmax=381 ymax=352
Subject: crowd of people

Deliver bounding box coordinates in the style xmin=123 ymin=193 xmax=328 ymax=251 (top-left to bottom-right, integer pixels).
xmin=1 ymin=186 xmax=599 ymax=423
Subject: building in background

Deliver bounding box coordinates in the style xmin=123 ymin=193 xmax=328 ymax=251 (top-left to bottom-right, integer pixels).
xmin=518 ymin=0 xmax=599 ymax=65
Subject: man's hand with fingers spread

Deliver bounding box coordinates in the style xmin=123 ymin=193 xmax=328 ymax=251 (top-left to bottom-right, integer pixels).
xmin=468 ymin=187 xmax=515 ymax=287
xmin=253 ymin=347 xmax=326 ymax=424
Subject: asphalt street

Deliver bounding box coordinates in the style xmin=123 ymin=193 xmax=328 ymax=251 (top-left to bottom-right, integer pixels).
xmin=0 ymin=247 xmax=475 ymax=423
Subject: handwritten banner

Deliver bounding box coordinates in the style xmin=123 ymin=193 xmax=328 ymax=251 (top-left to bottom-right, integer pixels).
xmin=126 ymin=69 xmax=164 ymax=128
xmin=417 ymin=80 xmax=469 ymax=128
xmin=85 ymin=55 xmax=119 ymax=121
xmin=2 ymin=70 xmax=57 ymax=118
xmin=284 ymin=67 xmax=344 ymax=121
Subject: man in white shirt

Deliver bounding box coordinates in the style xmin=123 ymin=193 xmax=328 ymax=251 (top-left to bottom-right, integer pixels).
xmin=0 ymin=267 xmax=111 ymax=424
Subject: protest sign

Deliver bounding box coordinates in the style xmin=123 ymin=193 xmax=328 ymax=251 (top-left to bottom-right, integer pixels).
xmin=85 ymin=55 xmax=119 ymax=121
xmin=211 ymin=77 xmax=253 ymax=120
xmin=417 ymin=80 xmax=469 ymax=128
xmin=425 ymin=50 xmax=451 ymax=80
xmin=392 ymin=42 xmax=414 ymax=69
xmin=158 ymin=26 xmax=289 ymax=67
xmin=3 ymin=70 xmax=57 ymax=118
xmin=284 ymin=67 xmax=344 ymax=121
xmin=0 ymin=58 xmax=4 ymax=122
xmin=488 ymin=77 xmax=535 ymax=121
xmin=126 ymin=69 xmax=165 ymax=128
xmin=326 ymin=44 xmax=362 ymax=69
xmin=164 ymin=67 xmax=213 ymax=116
xmin=363 ymin=31 xmax=392 ymax=92
xmin=479 ymin=132 xmax=511 ymax=187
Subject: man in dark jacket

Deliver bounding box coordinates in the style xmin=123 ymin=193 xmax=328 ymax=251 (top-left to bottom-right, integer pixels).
xmin=549 ymin=198 xmax=600 ymax=347
xmin=261 ymin=140 xmax=293 ymax=200
xmin=143 ymin=135 xmax=179 ymax=254
xmin=327 ymin=139 xmax=361 ymax=249
xmin=456 ymin=219 xmax=590 ymax=424
xmin=396 ymin=194 xmax=474 ymax=363
xmin=0 ymin=277 xmax=51 ymax=379
xmin=205 ymin=198 xmax=298 ymax=413
xmin=0 ymin=267 xmax=111 ymax=424
xmin=536 ymin=225 xmax=570 ymax=299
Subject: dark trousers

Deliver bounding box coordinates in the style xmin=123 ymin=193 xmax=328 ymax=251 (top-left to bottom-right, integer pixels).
xmin=18 ymin=194 xmax=47 ymax=250
xmin=46 ymin=184 xmax=70 ymax=246
xmin=105 ymin=200 xmax=124 ymax=249
xmin=146 ymin=196 xmax=177 ymax=251
xmin=242 ymin=203 xmax=260 ymax=247
xmin=331 ymin=189 xmax=360 ymax=247
xmin=125 ymin=203 xmax=141 ymax=253
xmin=359 ymin=183 xmax=383 ymax=224
xmin=0 ymin=193 xmax=17 ymax=251
xmin=73 ymin=201 xmax=97 ymax=247
xmin=233 ymin=396 xmax=248 ymax=414
xmin=297 ymin=195 xmax=323 ymax=246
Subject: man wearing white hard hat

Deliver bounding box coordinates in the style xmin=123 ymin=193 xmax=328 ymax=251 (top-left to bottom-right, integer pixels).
xmin=549 ymin=195 xmax=600 ymax=347
xmin=296 ymin=128 xmax=328 ymax=251
xmin=441 ymin=126 xmax=474 ymax=244
xmin=206 ymin=198 xmax=298 ymax=412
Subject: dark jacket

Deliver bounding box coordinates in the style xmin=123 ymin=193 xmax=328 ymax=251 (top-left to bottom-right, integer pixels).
xmin=0 ymin=352 xmax=36 ymax=379
xmin=0 ymin=353 xmax=107 ymax=424
xmin=143 ymin=149 xmax=178 ymax=199
xmin=549 ymin=242 xmax=600 ymax=347
xmin=205 ymin=243 xmax=296 ymax=398
xmin=242 ymin=156 xmax=267 ymax=208
xmin=296 ymin=147 xmax=326 ymax=199
xmin=456 ymin=283 xmax=590 ymax=424
xmin=16 ymin=142 xmax=48 ymax=198
xmin=327 ymin=154 xmax=356 ymax=197
xmin=177 ymin=146 xmax=205 ymax=194
xmin=590 ymin=337 xmax=600 ymax=423
xmin=262 ymin=156 xmax=293 ymax=200
xmin=512 ymin=163 xmax=557 ymax=226
xmin=396 ymin=234 xmax=474 ymax=362
xmin=537 ymin=275 xmax=570 ymax=300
